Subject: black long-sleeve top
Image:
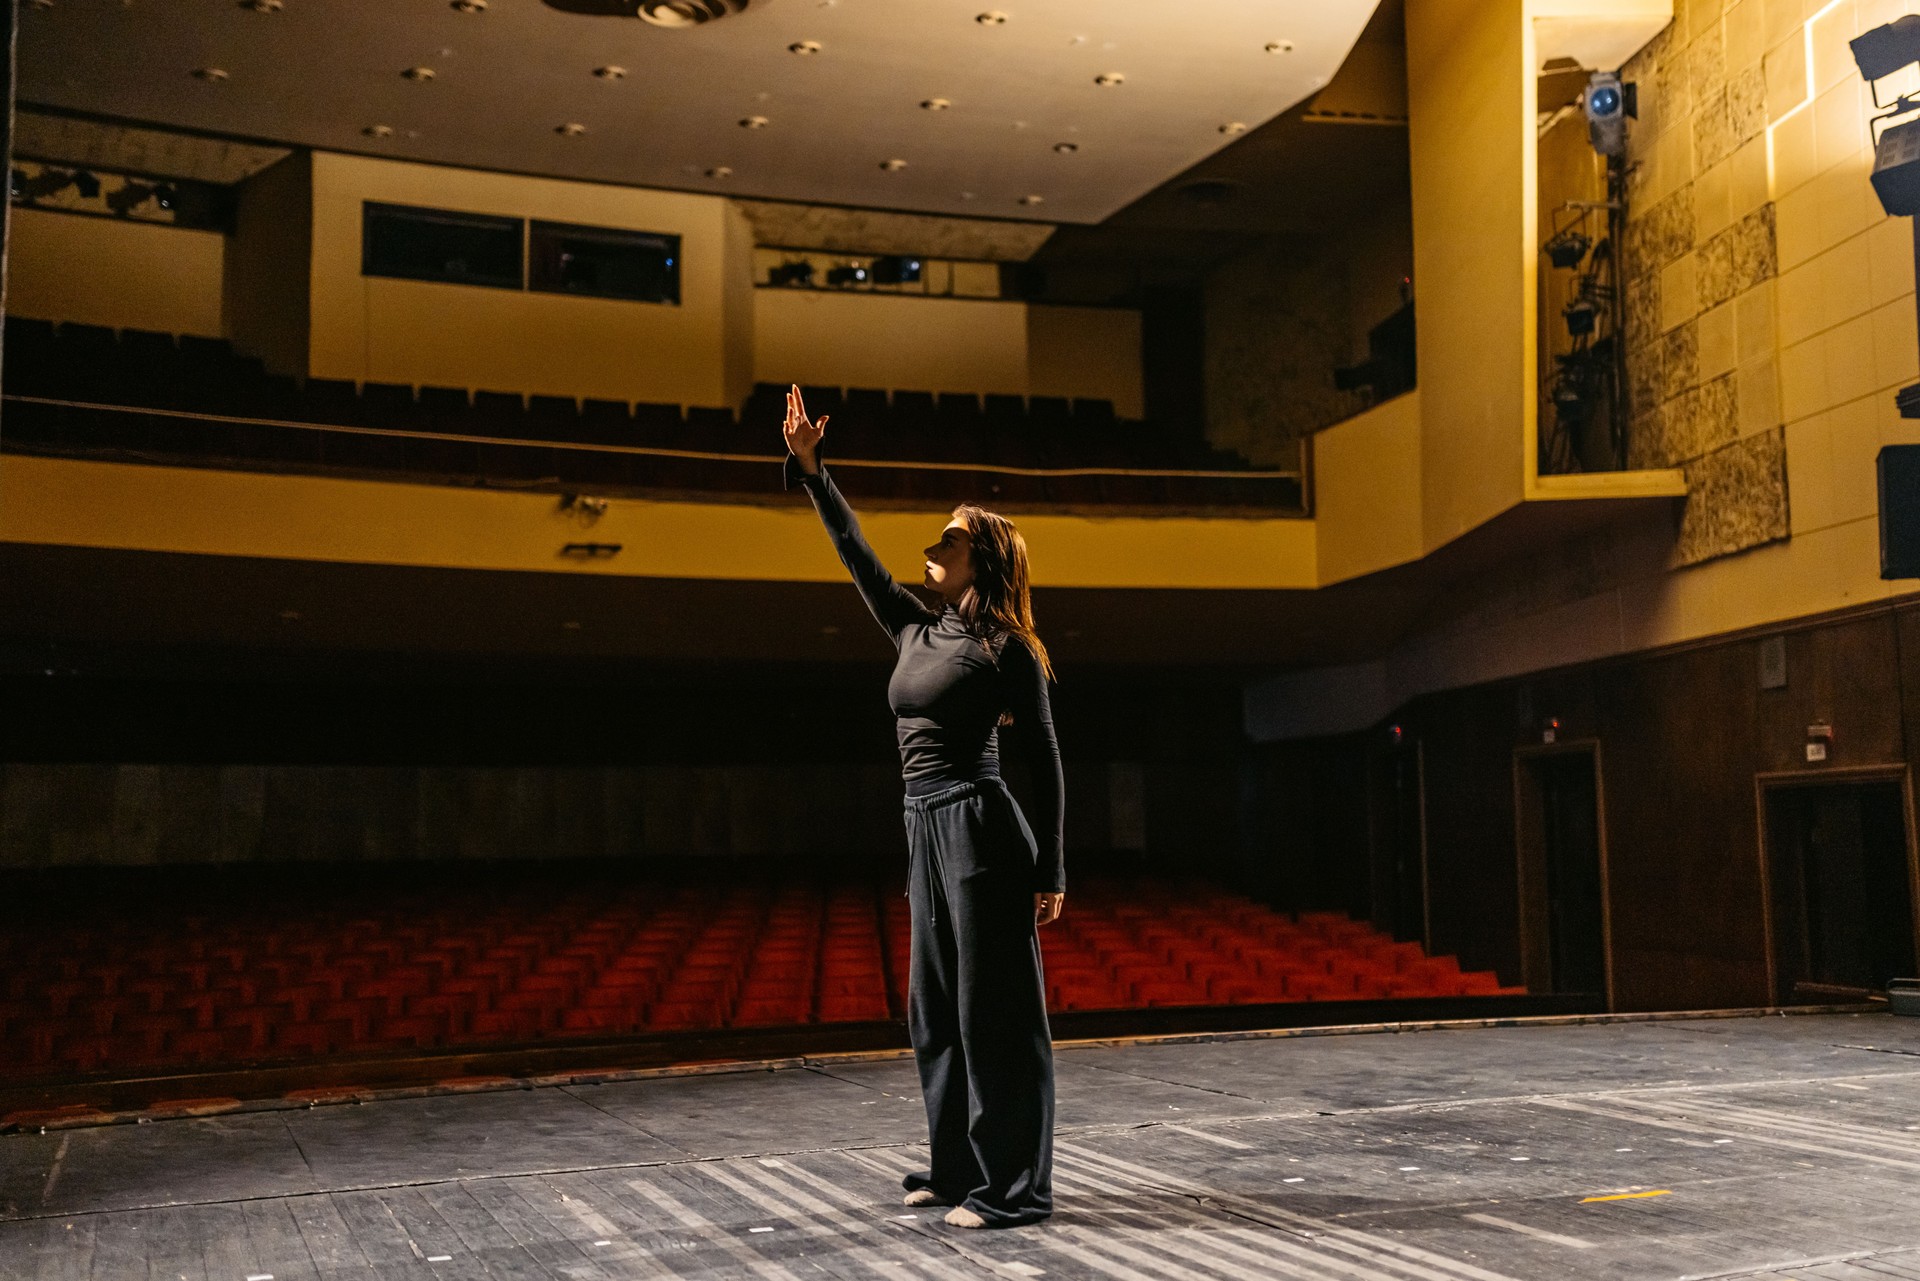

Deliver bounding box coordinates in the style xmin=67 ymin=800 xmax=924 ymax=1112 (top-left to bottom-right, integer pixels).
xmin=786 ymin=456 xmax=1066 ymax=892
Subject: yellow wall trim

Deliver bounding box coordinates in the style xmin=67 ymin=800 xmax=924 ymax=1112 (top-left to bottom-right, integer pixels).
xmin=0 ymin=455 xmax=1319 ymax=592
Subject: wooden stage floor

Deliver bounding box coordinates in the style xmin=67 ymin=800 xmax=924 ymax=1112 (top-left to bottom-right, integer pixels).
xmin=3 ymin=1011 xmax=1920 ymax=1279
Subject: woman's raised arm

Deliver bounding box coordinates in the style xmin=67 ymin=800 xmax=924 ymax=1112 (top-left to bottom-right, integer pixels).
xmin=782 ymin=385 xmax=934 ymax=643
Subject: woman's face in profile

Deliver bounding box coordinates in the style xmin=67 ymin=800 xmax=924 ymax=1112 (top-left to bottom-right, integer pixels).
xmin=924 ymin=519 xmax=975 ymax=600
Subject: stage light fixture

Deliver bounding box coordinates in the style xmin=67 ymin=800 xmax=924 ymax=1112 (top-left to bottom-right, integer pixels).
xmin=826 ymin=264 xmax=870 ymax=286
xmin=1544 ymin=228 xmax=1591 ymax=269
xmin=153 ymin=183 xmax=180 ymax=211
xmin=1854 ymin=17 xmax=1920 ymax=217
xmin=1582 ymin=71 xmax=1636 ymax=156
xmin=106 ymin=181 xmax=158 ymax=215
xmin=1563 ymin=297 xmax=1598 ymax=336
xmin=1851 ymin=14 xmax=1920 ymax=83
xmin=870 ymin=255 xmax=922 ymax=285
xmin=768 ymin=260 xmax=814 ymax=287
xmin=71 ymin=170 xmax=101 ymax=199
xmin=7 ymin=168 xmax=26 ymax=201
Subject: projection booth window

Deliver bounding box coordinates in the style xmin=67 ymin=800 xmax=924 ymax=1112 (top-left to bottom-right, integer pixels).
xmin=361 ymin=202 xmax=525 ymax=290
xmin=528 ymin=220 xmax=681 ymax=304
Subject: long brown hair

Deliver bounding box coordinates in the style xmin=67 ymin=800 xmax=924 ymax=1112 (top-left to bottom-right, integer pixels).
xmin=950 ymin=503 xmax=1054 ymax=684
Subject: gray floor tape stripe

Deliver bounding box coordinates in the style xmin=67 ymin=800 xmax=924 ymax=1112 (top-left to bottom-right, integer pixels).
xmin=1627 ymin=1097 xmax=1920 ymax=1157
xmin=622 ymin=1172 xmax=806 ymax=1281
xmin=746 ymin=1158 xmax=979 ymax=1281
xmin=1058 ymin=1139 xmax=1526 ymax=1281
xmin=1536 ymin=1098 xmax=1920 ymax=1172
xmin=702 ymin=1161 xmax=934 ymax=1280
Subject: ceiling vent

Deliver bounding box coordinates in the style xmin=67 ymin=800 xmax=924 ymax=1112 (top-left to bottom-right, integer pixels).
xmin=541 ymin=0 xmax=768 ymax=23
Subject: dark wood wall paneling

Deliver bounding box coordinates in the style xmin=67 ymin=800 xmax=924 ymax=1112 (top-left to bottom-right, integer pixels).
xmin=0 ymin=661 xmax=1251 ymax=873
xmin=1295 ymin=600 xmax=1919 ymax=1009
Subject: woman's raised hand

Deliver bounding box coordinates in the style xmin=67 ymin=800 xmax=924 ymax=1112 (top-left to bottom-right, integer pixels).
xmin=784 ymin=383 xmax=827 ymax=474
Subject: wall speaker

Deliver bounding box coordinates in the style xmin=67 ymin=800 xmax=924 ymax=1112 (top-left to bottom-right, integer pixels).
xmin=1880 ymin=444 xmax=1920 ymax=579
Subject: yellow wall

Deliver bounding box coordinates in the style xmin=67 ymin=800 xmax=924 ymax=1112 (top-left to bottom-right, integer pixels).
xmin=225 ymin=153 xmax=311 ymax=377
xmin=6 ymin=208 xmax=225 ymax=338
xmin=1028 ymin=304 xmax=1145 ymax=418
xmin=0 ymin=454 xmax=1318 ymax=591
xmin=752 ymin=291 xmax=1143 ymax=416
xmin=1405 ymin=0 xmax=1533 ymax=547
xmin=307 ymin=153 xmax=739 ymax=406
xmin=1254 ymin=0 xmax=1920 ymax=735
xmin=753 ymin=290 xmax=1029 ymax=399
xmin=721 ymin=201 xmax=757 ymax=409
xmin=1314 ymin=391 xmax=1424 ymax=584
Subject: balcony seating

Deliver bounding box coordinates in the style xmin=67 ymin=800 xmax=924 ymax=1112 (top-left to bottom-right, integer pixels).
xmin=1 ymin=318 xmax=1306 ymax=511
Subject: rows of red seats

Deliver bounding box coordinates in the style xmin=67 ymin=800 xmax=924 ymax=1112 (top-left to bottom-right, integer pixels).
xmin=876 ymin=883 xmax=1520 ymax=1013
xmin=0 ymin=877 xmax=1519 ymax=1081
xmin=0 ymin=882 xmax=892 ymax=1080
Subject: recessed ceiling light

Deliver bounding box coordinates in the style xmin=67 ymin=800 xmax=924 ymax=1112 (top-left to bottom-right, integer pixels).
xmin=1052 ymin=141 xmax=1078 ymax=154
xmin=639 ymin=0 xmax=755 ymax=26
xmin=1265 ymin=40 xmax=1294 ymax=54
xmin=707 ymin=165 xmax=734 ymax=178
xmin=740 ymin=115 xmax=769 ymax=129
xmin=556 ymin=122 xmax=588 ymax=136
xmin=976 ymin=10 xmax=1008 ymax=24
xmin=193 ymin=67 xmax=230 ymax=82
xmin=880 ymin=158 xmax=908 ymax=171
xmin=1019 ymin=193 xmax=1044 ymax=205
xmin=1219 ymin=121 xmax=1247 ymax=135
xmin=594 ymin=65 xmax=627 ymax=79
xmin=241 ymin=0 xmax=283 ymax=12
xmin=363 ymin=124 xmax=395 ymax=138
xmin=402 ymin=66 xmax=436 ymax=82
xmin=788 ymin=39 xmax=821 ymax=55
xmin=1093 ymin=72 xmax=1125 ymax=87
xmin=921 ymin=97 xmax=951 ymax=111
xmin=451 ymin=0 xmax=486 ymax=10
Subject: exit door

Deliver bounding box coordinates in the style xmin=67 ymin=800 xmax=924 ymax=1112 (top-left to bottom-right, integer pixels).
xmin=1515 ymin=745 xmax=1610 ymax=1001
xmin=1763 ymin=777 xmax=1918 ymax=1002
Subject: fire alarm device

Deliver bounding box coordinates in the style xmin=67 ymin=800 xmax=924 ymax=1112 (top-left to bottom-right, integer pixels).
xmin=1805 ymin=720 xmax=1834 ymax=762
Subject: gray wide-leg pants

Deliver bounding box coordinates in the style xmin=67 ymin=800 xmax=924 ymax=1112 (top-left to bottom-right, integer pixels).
xmin=901 ymin=778 xmax=1055 ymax=1227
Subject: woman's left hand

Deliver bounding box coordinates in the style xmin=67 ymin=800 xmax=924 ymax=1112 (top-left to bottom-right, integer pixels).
xmin=1034 ymin=892 xmax=1064 ymax=926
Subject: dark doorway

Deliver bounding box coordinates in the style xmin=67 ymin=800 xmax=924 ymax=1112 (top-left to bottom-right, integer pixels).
xmin=1516 ymin=747 xmax=1609 ymax=999
xmin=1367 ymin=743 xmax=1427 ymax=945
xmin=1764 ymin=779 xmax=1916 ymax=1002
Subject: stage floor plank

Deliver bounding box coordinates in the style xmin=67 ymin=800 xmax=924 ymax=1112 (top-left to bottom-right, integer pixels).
xmin=4 ymin=1012 xmax=1920 ymax=1278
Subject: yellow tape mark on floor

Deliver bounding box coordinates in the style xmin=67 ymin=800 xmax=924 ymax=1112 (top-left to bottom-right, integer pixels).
xmin=1579 ymin=1190 xmax=1672 ymax=1203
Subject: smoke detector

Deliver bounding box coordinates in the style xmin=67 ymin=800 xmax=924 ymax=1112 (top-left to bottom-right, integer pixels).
xmin=1093 ymin=71 xmax=1125 ymax=87
xmin=880 ymin=158 xmax=908 ymax=171
xmin=242 ymin=0 xmax=284 ymax=12
xmin=788 ymin=39 xmax=821 ymax=54
xmin=402 ymin=66 xmax=436 ymax=82
xmin=193 ymin=67 xmax=230 ymax=82
xmin=594 ymin=65 xmax=627 ymax=79
xmin=976 ymin=10 xmax=1007 ymax=24
xmin=922 ymin=97 xmax=952 ymax=111
xmin=363 ymin=124 xmax=395 ymax=138
xmin=556 ymin=121 xmax=589 ymax=136
xmin=450 ymin=0 xmax=487 ymax=11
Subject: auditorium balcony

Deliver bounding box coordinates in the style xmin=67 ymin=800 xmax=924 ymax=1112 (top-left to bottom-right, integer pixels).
xmin=0 ymin=318 xmax=1307 ymax=516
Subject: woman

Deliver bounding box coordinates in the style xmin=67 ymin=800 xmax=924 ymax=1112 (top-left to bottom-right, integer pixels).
xmin=782 ymin=385 xmax=1064 ymax=1230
